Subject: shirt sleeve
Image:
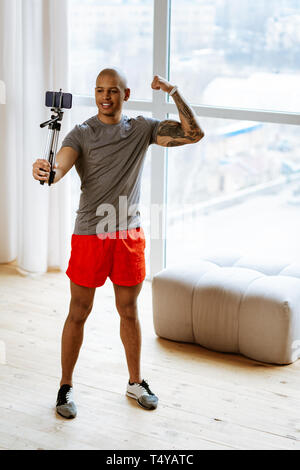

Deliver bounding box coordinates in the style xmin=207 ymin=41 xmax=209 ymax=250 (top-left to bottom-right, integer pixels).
xmin=138 ymin=116 xmax=161 ymax=145
xmin=61 ymin=125 xmax=83 ymax=155
xmin=149 ymin=117 xmax=161 ymax=145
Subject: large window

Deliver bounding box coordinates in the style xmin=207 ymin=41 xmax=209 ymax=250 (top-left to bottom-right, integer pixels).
xmin=69 ymin=0 xmax=154 ymax=100
xmin=68 ymin=0 xmax=300 ymax=279
xmin=167 ymin=0 xmax=300 ymax=267
xmin=170 ymin=0 xmax=300 ymax=112
xmin=166 ymin=117 xmax=300 ymax=264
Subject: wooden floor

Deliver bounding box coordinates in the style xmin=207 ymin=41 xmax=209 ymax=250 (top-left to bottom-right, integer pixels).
xmin=1 ymin=262 xmax=300 ymax=450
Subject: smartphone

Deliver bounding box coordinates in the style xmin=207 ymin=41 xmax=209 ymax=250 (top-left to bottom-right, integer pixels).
xmin=45 ymin=91 xmax=72 ymax=109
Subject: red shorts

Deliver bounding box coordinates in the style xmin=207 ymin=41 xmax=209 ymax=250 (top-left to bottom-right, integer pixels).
xmin=66 ymin=227 xmax=146 ymax=288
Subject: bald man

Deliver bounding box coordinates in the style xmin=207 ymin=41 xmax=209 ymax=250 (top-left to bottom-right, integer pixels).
xmin=32 ymin=67 xmax=204 ymax=419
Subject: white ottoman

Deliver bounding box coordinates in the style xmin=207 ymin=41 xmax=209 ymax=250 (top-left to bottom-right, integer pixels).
xmin=152 ymin=253 xmax=300 ymax=365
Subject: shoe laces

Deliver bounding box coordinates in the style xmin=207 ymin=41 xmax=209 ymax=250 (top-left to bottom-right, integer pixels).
xmin=139 ymin=379 xmax=154 ymax=396
xmin=57 ymin=384 xmax=73 ymax=406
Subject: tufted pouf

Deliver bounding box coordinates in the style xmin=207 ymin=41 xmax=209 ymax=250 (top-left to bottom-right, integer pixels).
xmin=152 ymin=253 xmax=300 ymax=365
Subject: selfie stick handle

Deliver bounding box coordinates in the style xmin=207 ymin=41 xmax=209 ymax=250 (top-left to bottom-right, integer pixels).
xmin=39 ymin=119 xmax=61 ymax=186
xmin=39 ymin=107 xmax=64 ymax=187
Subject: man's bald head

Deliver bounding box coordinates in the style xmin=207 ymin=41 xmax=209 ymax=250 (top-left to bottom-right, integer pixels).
xmin=96 ymin=67 xmax=128 ymax=91
xmin=95 ymin=67 xmax=130 ymax=123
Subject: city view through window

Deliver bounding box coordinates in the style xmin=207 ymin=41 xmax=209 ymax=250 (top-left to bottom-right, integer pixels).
xmin=68 ymin=0 xmax=300 ymax=274
xmin=170 ymin=0 xmax=300 ymax=111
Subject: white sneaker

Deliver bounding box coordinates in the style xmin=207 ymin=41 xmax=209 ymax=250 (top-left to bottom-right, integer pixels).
xmin=126 ymin=379 xmax=158 ymax=410
xmin=56 ymin=384 xmax=77 ymax=419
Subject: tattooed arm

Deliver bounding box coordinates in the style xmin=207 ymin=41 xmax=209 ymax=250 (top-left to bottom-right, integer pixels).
xmin=151 ymin=75 xmax=205 ymax=147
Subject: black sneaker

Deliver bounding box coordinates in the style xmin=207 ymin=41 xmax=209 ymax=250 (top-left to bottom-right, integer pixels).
xmin=126 ymin=379 xmax=158 ymax=410
xmin=56 ymin=384 xmax=77 ymax=419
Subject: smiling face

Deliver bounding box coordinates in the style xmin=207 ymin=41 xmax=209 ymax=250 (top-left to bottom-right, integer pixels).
xmin=95 ymin=69 xmax=130 ymax=124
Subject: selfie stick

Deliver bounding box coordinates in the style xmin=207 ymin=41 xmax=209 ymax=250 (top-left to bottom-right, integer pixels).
xmin=39 ymin=89 xmax=65 ymax=186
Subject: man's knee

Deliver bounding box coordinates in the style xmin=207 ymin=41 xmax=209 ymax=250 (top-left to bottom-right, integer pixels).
xmin=116 ymin=300 xmax=138 ymax=320
xmin=69 ymin=281 xmax=95 ymax=322
xmin=113 ymin=282 xmax=143 ymax=319
xmin=68 ymin=296 xmax=94 ymax=324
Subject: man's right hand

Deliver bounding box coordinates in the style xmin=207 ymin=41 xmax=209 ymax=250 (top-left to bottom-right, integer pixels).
xmin=32 ymin=147 xmax=79 ymax=185
xmin=32 ymin=159 xmax=56 ymax=183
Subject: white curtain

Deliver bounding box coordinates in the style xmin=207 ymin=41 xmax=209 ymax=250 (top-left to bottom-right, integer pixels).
xmin=0 ymin=0 xmax=72 ymax=275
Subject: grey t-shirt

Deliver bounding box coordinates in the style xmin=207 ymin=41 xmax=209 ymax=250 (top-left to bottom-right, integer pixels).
xmin=61 ymin=114 xmax=160 ymax=235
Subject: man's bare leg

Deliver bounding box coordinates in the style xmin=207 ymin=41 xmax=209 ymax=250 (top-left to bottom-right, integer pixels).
xmin=113 ymin=282 xmax=143 ymax=384
xmin=113 ymin=281 xmax=158 ymax=409
xmin=60 ymin=280 xmax=96 ymax=386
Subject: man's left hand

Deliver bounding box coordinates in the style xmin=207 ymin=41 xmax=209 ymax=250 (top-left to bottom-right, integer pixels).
xmin=151 ymin=75 xmax=175 ymax=94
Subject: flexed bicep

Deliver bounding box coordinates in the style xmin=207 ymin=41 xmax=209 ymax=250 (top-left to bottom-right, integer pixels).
xmin=155 ymin=119 xmax=197 ymax=147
